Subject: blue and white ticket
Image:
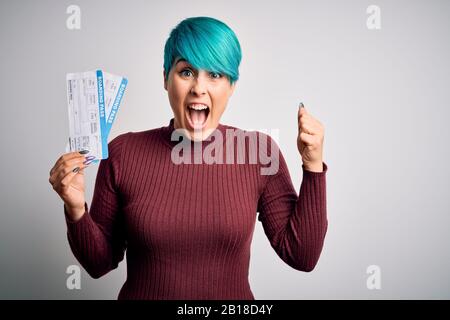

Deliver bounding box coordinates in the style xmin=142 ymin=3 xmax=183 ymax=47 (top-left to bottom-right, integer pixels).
xmin=65 ymin=70 xmax=128 ymax=163
xmin=103 ymin=71 xmax=128 ymax=137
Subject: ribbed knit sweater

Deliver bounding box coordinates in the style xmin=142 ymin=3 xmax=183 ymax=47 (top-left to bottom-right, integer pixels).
xmin=64 ymin=118 xmax=328 ymax=300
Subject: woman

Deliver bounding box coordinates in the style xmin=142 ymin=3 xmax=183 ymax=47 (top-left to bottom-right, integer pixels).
xmin=48 ymin=16 xmax=328 ymax=300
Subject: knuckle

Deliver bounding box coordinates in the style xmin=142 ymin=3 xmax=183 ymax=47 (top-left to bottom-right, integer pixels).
xmin=63 ymin=164 xmax=73 ymax=175
xmin=62 ymin=166 xmax=70 ymax=175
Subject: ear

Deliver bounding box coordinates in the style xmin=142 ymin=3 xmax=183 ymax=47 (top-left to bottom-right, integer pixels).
xmin=163 ymin=70 xmax=167 ymax=91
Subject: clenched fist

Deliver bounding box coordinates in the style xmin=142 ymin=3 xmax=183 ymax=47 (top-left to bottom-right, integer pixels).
xmin=297 ymin=103 xmax=325 ymax=172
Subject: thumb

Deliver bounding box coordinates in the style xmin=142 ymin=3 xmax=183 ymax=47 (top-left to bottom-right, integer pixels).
xmin=298 ymin=102 xmax=306 ymax=123
xmin=298 ymin=102 xmax=307 ymax=113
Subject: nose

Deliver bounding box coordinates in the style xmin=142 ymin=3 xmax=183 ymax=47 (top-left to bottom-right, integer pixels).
xmin=190 ymin=73 xmax=207 ymax=96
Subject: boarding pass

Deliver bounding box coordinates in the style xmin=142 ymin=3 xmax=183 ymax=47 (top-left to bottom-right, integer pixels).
xmin=65 ymin=70 xmax=128 ymax=163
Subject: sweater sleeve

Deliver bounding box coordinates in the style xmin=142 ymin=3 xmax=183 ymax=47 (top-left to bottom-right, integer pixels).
xmin=257 ymin=136 xmax=328 ymax=272
xmin=64 ymin=133 xmax=128 ymax=279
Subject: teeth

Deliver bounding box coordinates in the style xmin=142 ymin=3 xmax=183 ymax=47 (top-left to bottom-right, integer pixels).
xmin=188 ymin=103 xmax=209 ymax=110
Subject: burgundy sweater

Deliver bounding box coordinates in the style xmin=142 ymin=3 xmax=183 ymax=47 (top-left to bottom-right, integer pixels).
xmin=64 ymin=118 xmax=328 ymax=300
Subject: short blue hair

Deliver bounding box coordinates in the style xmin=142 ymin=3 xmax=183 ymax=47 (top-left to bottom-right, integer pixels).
xmin=163 ymin=16 xmax=242 ymax=85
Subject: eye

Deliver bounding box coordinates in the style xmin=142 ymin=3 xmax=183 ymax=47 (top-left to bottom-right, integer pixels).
xmin=179 ymin=69 xmax=193 ymax=77
xmin=210 ymin=72 xmax=222 ymax=79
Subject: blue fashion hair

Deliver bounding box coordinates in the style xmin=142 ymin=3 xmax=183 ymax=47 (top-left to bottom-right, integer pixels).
xmin=163 ymin=17 xmax=242 ymax=85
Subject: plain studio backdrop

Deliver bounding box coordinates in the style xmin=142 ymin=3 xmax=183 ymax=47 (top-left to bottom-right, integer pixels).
xmin=0 ymin=0 xmax=449 ymax=299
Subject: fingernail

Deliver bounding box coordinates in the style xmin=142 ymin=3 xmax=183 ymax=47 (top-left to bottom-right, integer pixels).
xmin=72 ymin=167 xmax=80 ymax=173
xmin=83 ymin=159 xmax=94 ymax=165
xmin=85 ymin=155 xmax=95 ymax=161
xmin=299 ymin=102 xmax=304 ymax=109
xmin=79 ymin=150 xmax=89 ymax=154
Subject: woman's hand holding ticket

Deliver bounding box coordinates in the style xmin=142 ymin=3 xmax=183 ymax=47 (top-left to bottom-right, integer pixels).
xmin=48 ymin=150 xmax=92 ymax=222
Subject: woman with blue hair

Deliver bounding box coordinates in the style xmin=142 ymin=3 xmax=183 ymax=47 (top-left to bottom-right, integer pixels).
xmin=163 ymin=16 xmax=241 ymax=140
xmin=49 ymin=16 xmax=328 ymax=299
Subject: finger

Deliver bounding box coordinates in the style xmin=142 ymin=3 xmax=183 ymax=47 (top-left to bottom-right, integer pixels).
xmin=299 ymin=131 xmax=315 ymax=146
xmin=300 ymin=107 xmax=322 ymax=128
xmin=298 ymin=108 xmax=309 ymax=128
xmin=50 ymin=156 xmax=85 ymax=183
xmin=300 ymin=115 xmax=323 ymax=134
xmin=50 ymin=152 xmax=83 ymax=177
xmin=50 ymin=153 xmax=96 ymax=180
xmin=49 ymin=160 xmax=81 ymax=187
xmin=50 ymin=150 xmax=90 ymax=176
xmin=297 ymin=102 xmax=306 ymax=121
xmin=298 ymin=102 xmax=306 ymax=111
xmin=56 ymin=155 xmax=96 ymax=180
xmin=55 ymin=164 xmax=89 ymax=194
xmin=49 ymin=156 xmax=88 ymax=186
xmin=53 ymin=162 xmax=89 ymax=193
xmin=299 ymin=113 xmax=313 ymax=126
xmin=299 ymin=119 xmax=319 ymax=135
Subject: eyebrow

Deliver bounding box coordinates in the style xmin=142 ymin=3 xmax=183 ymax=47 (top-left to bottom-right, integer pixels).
xmin=175 ymin=58 xmax=192 ymax=67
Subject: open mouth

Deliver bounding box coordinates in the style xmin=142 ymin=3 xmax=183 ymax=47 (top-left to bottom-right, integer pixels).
xmin=185 ymin=103 xmax=210 ymax=130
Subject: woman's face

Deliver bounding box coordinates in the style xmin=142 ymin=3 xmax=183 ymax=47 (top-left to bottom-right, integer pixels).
xmin=164 ymin=57 xmax=236 ymax=141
